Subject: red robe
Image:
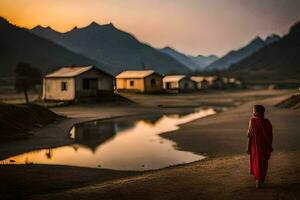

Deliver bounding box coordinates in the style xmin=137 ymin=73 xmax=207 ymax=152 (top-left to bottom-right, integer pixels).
xmin=248 ymin=113 xmax=273 ymax=182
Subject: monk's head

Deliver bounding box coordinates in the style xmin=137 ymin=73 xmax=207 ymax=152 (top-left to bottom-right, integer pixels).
xmin=253 ymin=105 xmax=265 ymax=117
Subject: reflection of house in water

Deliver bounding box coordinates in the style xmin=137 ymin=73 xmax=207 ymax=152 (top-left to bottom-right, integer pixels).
xmin=73 ymin=122 xmax=116 ymax=152
xmin=71 ymin=120 xmax=136 ymax=152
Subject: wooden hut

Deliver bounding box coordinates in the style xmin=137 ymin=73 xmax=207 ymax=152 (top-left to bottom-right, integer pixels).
xmin=163 ymin=75 xmax=195 ymax=92
xmin=116 ymin=70 xmax=163 ymax=93
xmin=42 ymin=65 xmax=114 ymax=101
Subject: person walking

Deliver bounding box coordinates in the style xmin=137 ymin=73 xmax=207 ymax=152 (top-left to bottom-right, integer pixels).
xmin=247 ymin=105 xmax=273 ymax=188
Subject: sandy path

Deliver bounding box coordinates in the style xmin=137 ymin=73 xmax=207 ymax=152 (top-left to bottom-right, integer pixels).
xmin=35 ymin=151 xmax=300 ymax=200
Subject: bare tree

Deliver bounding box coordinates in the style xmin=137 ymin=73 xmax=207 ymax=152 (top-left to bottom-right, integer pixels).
xmin=14 ymin=62 xmax=41 ymax=104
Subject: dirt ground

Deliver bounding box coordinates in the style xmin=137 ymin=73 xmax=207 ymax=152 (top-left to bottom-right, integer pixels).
xmin=33 ymin=151 xmax=300 ymax=200
xmin=0 ymin=89 xmax=299 ymax=200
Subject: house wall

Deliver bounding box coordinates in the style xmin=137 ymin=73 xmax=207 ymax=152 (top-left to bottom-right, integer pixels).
xmin=163 ymin=81 xmax=179 ymax=89
xmin=144 ymin=74 xmax=163 ymax=92
xmin=43 ymin=78 xmax=75 ymax=101
xmin=116 ymin=78 xmax=145 ymax=92
xmin=74 ymin=69 xmax=114 ymax=98
xmin=179 ymin=79 xmax=196 ymax=90
xmin=75 ymin=69 xmax=114 ymax=92
xmin=196 ymin=81 xmax=209 ymax=89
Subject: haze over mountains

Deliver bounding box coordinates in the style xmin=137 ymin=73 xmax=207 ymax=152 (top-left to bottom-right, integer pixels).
xmin=159 ymin=47 xmax=218 ymax=71
xmin=0 ymin=15 xmax=299 ymax=81
xmin=0 ymin=17 xmax=98 ymax=78
xmin=189 ymin=55 xmax=219 ymax=70
xmin=30 ymin=22 xmax=191 ymax=75
xmin=226 ymin=21 xmax=300 ymax=80
xmin=205 ymin=34 xmax=281 ymax=71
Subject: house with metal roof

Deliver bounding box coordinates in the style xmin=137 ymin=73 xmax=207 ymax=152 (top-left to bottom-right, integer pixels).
xmin=163 ymin=75 xmax=195 ymax=92
xmin=116 ymin=70 xmax=163 ymax=93
xmin=42 ymin=65 xmax=114 ymax=101
xmin=191 ymin=76 xmax=210 ymax=90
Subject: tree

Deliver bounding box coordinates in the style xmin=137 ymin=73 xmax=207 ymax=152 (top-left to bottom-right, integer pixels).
xmin=14 ymin=62 xmax=42 ymax=104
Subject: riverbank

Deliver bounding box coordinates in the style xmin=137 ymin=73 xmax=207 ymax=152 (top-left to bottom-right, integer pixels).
xmin=34 ymin=150 xmax=300 ymax=200
xmin=0 ymin=89 xmax=299 ymax=199
xmin=0 ymin=103 xmax=61 ymax=141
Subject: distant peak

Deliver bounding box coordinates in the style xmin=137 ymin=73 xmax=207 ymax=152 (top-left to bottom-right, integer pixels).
xmin=247 ymin=36 xmax=264 ymax=47
xmin=70 ymin=26 xmax=79 ymax=31
xmin=265 ymin=34 xmax=280 ymax=44
xmin=267 ymin=33 xmax=280 ymax=38
xmin=83 ymin=21 xmax=116 ymax=30
xmin=104 ymin=22 xmax=115 ymax=28
xmin=32 ymin=25 xmax=44 ymax=30
xmin=0 ymin=17 xmax=10 ymax=25
xmin=45 ymin=26 xmax=53 ymax=30
xmin=289 ymin=20 xmax=300 ymax=35
xmin=91 ymin=21 xmax=99 ymax=26
xmin=32 ymin=25 xmax=55 ymax=32
xmin=252 ymin=36 xmax=264 ymax=42
xmin=162 ymin=46 xmax=174 ymax=51
xmin=208 ymin=55 xmax=219 ymax=59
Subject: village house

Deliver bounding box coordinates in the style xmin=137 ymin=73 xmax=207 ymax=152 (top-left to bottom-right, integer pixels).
xmin=191 ymin=76 xmax=210 ymax=90
xmin=42 ymin=65 xmax=114 ymax=101
xmin=223 ymin=77 xmax=243 ymax=88
xmin=163 ymin=75 xmax=196 ymax=92
xmin=205 ymin=76 xmax=226 ymax=89
xmin=116 ymin=70 xmax=163 ymax=93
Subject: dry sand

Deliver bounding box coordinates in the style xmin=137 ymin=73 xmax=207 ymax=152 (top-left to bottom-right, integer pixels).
xmin=34 ymin=151 xmax=300 ymax=200
xmin=0 ymin=89 xmax=299 ymax=199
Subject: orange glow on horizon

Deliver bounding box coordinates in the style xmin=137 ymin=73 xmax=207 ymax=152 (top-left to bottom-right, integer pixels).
xmin=1 ymin=0 xmax=300 ymax=56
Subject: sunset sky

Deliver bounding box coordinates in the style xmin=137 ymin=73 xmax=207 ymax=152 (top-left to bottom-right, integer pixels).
xmin=1 ymin=0 xmax=300 ymax=56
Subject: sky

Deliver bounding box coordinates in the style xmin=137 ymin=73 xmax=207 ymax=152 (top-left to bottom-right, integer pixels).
xmin=0 ymin=0 xmax=300 ymax=56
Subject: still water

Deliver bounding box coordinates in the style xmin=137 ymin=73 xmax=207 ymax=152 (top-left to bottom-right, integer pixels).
xmin=0 ymin=108 xmax=215 ymax=171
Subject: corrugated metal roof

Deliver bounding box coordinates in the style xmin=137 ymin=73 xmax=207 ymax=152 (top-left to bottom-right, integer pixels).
xmin=45 ymin=66 xmax=94 ymax=78
xmin=116 ymin=70 xmax=156 ymax=78
xmin=191 ymin=76 xmax=206 ymax=82
xmin=163 ymin=75 xmax=186 ymax=82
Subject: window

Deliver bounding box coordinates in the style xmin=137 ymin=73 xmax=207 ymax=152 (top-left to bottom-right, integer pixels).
xmin=130 ymin=80 xmax=135 ymax=86
xmin=150 ymin=79 xmax=156 ymax=88
xmin=61 ymin=82 xmax=67 ymax=91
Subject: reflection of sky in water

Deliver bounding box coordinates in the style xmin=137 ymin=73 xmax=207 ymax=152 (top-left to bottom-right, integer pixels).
xmin=0 ymin=108 xmax=215 ymax=171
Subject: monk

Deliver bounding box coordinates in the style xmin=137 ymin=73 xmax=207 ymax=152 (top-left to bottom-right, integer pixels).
xmin=247 ymin=105 xmax=273 ymax=188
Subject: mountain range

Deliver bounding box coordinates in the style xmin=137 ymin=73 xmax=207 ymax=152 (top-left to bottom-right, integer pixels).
xmin=30 ymin=22 xmax=191 ymax=75
xmin=159 ymin=47 xmax=218 ymax=71
xmin=189 ymin=55 xmax=219 ymax=70
xmin=1 ymin=15 xmax=299 ymax=81
xmin=226 ymin=20 xmax=300 ymax=80
xmin=205 ymin=34 xmax=280 ymax=71
xmin=0 ymin=17 xmax=99 ymax=78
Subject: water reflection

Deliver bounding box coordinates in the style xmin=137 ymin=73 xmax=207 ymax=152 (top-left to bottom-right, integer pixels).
xmin=0 ymin=108 xmax=215 ymax=171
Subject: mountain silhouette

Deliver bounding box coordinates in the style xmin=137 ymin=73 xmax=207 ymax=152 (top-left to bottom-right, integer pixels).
xmin=159 ymin=47 xmax=218 ymax=71
xmin=226 ymin=21 xmax=300 ymax=80
xmin=0 ymin=17 xmax=99 ymax=78
xmin=31 ymin=22 xmax=191 ymax=75
xmin=189 ymin=55 xmax=219 ymax=71
xmin=205 ymin=35 xmax=280 ymax=71
xmin=159 ymin=47 xmax=199 ymax=70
